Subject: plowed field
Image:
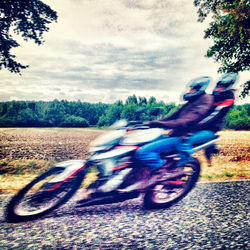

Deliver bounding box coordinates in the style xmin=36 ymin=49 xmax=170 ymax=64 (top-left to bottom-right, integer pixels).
xmin=0 ymin=128 xmax=104 ymax=161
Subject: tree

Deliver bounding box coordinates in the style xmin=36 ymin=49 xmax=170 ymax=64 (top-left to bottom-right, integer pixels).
xmin=17 ymin=108 xmax=38 ymax=126
xmin=243 ymin=103 xmax=250 ymax=116
xmin=126 ymin=95 xmax=138 ymax=105
xmin=121 ymin=103 xmax=138 ymax=121
xmin=148 ymin=96 xmax=157 ymax=105
xmin=45 ymin=100 xmax=65 ymax=126
xmin=0 ymin=0 xmax=57 ymax=73
xmin=97 ymin=114 xmax=107 ymax=127
xmin=104 ymin=104 xmax=123 ymax=125
xmin=194 ymin=0 xmax=249 ymax=98
xmin=60 ymin=115 xmax=89 ymax=128
xmin=225 ymin=106 xmax=250 ymax=130
xmin=239 ymin=80 xmax=249 ymax=99
xmin=138 ymin=96 xmax=147 ymax=105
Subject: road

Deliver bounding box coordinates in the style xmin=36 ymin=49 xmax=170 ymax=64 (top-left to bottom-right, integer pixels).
xmin=0 ymin=181 xmax=249 ymax=249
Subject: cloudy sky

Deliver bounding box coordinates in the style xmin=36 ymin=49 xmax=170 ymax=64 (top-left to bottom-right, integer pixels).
xmin=1 ymin=0 xmax=249 ymax=104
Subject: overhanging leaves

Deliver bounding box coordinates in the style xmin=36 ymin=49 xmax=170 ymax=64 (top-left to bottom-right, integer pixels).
xmin=0 ymin=0 xmax=57 ymax=73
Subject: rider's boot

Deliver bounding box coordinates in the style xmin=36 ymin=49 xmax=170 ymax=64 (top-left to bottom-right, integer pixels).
xmin=205 ymin=145 xmax=219 ymax=167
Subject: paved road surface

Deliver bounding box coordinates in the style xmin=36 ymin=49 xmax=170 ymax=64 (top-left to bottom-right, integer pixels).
xmin=0 ymin=181 xmax=249 ymax=249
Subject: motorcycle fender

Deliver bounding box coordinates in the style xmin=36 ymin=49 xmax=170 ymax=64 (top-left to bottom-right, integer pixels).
xmin=48 ymin=160 xmax=86 ymax=183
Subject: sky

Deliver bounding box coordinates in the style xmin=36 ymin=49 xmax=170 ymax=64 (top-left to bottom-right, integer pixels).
xmin=1 ymin=0 xmax=249 ymax=104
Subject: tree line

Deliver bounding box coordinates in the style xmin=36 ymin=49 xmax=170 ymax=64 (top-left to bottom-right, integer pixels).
xmin=0 ymin=95 xmax=249 ymax=130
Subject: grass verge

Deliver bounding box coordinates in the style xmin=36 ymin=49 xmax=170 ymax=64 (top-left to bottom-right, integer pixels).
xmin=0 ymin=155 xmax=249 ymax=194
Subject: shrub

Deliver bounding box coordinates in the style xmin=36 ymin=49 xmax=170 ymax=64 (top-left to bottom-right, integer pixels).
xmin=225 ymin=107 xmax=250 ymax=130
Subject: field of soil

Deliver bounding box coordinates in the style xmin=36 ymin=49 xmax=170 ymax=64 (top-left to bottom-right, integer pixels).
xmin=0 ymin=128 xmax=249 ymax=193
xmin=0 ymin=128 xmax=104 ymax=161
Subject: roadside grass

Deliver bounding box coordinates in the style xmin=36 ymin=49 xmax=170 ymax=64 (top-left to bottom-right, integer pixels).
xmin=0 ymin=174 xmax=37 ymax=194
xmin=0 ymin=154 xmax=249 ymax=194
xmin=0 ymin=159 xmax=56 ymax=193
xmin=198 ymin=153 xmax=249 ymax=182
xmin=0 ymin=159 xmax=56 ymax=175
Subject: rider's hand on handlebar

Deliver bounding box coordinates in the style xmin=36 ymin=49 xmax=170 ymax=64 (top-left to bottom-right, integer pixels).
xmin=145 ymin=121 xmax=161 ymax=128
xmin=143 ymin=121 xmax=151 ymax=126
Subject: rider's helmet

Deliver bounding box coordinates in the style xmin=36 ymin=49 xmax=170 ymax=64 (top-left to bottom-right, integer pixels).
xmin=183 ymin=76 xmax=211 ymax=101
xmin=213 ymin=72 xmax=238 ymax=96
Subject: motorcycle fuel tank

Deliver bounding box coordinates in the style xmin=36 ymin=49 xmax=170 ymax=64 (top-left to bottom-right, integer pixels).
xmin=90 ymin=129 xmax=126 ymax=152
xmin=121 ymin=128 xmax=165 ymax=145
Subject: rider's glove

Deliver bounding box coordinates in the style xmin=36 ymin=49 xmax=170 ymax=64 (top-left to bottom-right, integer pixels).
xmin=147 ymin=121 xmax=164 ymax=128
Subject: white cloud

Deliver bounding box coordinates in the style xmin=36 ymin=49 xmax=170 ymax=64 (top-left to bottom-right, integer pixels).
xmin=0 ymin=0 xmax=249 ymax=104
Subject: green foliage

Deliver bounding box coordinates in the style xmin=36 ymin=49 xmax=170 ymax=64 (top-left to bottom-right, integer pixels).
xmin=60 ymin=115 xmax=89 ymax=128
xmin=225 ymin=172 xmax=234 ymax=177
xmin=97 ymin=115 xmax=108 ymax=127
xmin=103 ymin=103 xmax=123 ymax=125
xmin=239 ymin=80 xmax=250 ymax=99
xmin=0 ymin=0 xmax=57 ymax=73
xmin=45 ymin=100 xmax=65 ymax=126
xmin=242 ymin=104 xmax=250 ymax=116
xmin=194 ymin=0 xmax=250 ymax=98
xmin=225 ymin=106 xmax=250 ymax=130
xmin=0 ymin=96 xmax=249 ymax=130
xmin=126 ymin=94 xmax=138 ymax=105
xmin=148 ymin=96 xmax=157 ymax=105
xmin=17 ymin=108 xmax=39 ymax=126
xmin=121 ymin=103 xmax=138 ymax=121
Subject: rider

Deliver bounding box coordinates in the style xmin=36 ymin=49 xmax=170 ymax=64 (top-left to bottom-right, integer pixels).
xmin=180 ymin=72 xmax=238 ymax=164
xmin=119 ymin=76 xmax=214 ymax=192
xmin=119 ymin=73 xmax=238 ymax=192
xmin=141 ymin=72 xmax=238 ymax=170
xmin=197 ymin=72 xmax=237 ymax=132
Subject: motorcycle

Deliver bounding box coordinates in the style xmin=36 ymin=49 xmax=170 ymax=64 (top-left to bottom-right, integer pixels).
xmin=5 ymin=120 xmax=219 ymax=222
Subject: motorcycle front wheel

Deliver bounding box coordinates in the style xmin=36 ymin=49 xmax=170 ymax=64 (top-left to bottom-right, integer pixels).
xmin=5 ymin=167 xmax=84 ymax=222
xmin=143 ymin=158 xmax=200 ymax=209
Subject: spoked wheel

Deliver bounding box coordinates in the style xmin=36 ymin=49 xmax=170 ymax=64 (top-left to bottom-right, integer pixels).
xmin=143 ymin=158 xmax=200 ymax=209
xmin=6 ymin=167 xmax=84 ymax=222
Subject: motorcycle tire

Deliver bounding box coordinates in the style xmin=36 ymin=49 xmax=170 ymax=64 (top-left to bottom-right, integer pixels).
xmin=5 ymin=167 xmax=84 ymax=222
xmin=143 ymin=158 xmax=200 ymax=209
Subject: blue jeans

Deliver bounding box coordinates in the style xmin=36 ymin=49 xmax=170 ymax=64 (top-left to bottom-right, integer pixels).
xmin=178 ymin=130 xmax=216 ymax=154
xmin=136 ymin=136 xmax=181 ymax=170
xmin=177 ymin=130 xmax=216 ymax=165
xmin=136 ymin=130 xmax=215 ymax=170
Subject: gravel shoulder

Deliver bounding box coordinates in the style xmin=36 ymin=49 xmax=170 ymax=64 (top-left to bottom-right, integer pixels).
xmin=0 ymin=181 xmax=249 ymax=249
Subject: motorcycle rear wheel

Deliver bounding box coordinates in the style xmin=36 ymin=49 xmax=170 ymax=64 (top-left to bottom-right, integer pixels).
xmin=143 ymin=158 xmax=200 ymax=209
xmin=6 ymin=167 xmax=84 ymax=222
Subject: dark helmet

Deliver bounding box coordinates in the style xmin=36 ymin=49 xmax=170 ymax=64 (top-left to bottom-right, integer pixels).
xmin=183 ymin=76 xmax=211 ymax=101
xmin=213 ymin=72 xmax=238 ymax=96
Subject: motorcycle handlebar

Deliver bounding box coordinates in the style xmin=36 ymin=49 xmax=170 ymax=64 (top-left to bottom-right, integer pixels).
xmin=126 ymin=121 xmax=151 ymax=130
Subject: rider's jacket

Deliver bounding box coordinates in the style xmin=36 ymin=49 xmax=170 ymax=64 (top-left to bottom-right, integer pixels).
xmin=196 ymin=91 xmax=235 ymax=132
xmin=150 ymin=90 xmax=235 ymax=136
xmin=150 ymin=94 xmax=214 ymax=136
